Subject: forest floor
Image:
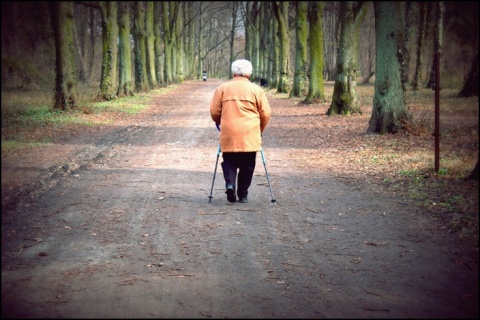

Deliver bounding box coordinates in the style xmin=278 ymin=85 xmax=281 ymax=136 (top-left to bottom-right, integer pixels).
xmin=1 ymin=79 xmax=478 ymax=318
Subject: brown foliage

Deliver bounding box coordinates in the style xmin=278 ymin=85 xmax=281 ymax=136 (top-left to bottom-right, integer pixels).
xmin=266 ymin=82 xmax=478 ymax=245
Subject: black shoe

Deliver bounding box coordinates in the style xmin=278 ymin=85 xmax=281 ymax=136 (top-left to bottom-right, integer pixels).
xmin=226 ymin=186 xmax=236 ymax=203
xmin=238 ymin=197 xmax=248 ymax=203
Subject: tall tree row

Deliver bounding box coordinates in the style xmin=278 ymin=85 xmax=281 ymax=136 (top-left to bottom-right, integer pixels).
xmin=9 ymin=0 xmax=475 ymax=136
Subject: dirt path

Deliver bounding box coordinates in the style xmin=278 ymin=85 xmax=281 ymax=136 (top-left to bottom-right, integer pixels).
xmin=1 ymin=80 xmax=478 ymax=318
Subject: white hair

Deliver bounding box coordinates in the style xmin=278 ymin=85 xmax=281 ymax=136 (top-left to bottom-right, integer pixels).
xmin=231 ymin=59 xmax=253 ymax=77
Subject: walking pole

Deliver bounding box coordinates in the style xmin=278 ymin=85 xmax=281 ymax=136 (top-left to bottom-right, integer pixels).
xmin=260 ymin=148 xmax=276 ymax=205
xmin=208 ymin=145 xmax=221 ymax=203
xmin=208 ymin=123 xmax=222 ymax=203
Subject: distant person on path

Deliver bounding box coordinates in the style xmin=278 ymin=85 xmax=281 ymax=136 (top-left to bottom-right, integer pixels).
xmin=209 ymin=59 xmax=271 ymax=203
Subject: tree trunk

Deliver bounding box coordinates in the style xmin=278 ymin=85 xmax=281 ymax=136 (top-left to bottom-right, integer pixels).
xmin=186 ymin=2 xmax=194 ymax=79
xmin=367 ymin=2 xmax=410 ymax=134
xmin=412 ymin=2 xmax=427 ymax=91
xmin=466 ymin=159 xmax=479 ymax=181
xmin=269 ymin=9 xmax=279 ymax=89
xmin=401 ymin=1 xmax=413 ymax=90
xmin=290 ymin=1 xmax=308 ymax=98
xmin=98 ymin=1 xmax=118 ymax=100
xmin=458 ymin=52 xmax=479 ymax=97
xmin=134 ymin=1 xmax=149 ymax=91
xmin=272 ymin=1 xmax=290 ymax=94
xmin=154 ymin=2 xmax=164 ymax=85
xmin=245 ymin=1 xmax=260 ymax=73
xmin=327 ymin=1 xmax=365 ymax=115
xmin=173 ymin=2 xmax=184 ymax=83
xmin=117 ymin=1 xmax=134 ymax=97
xmin=251 ymin=2 xmax=261 ymax=83
xmin=145 ymin=1 xmax=158 ymax=88
xmin=197 ymin=2 xmax=204 ymax=79
xmin=266 ymin=6 xmax=276 ymax=88
xmin=49 ymin=1 xmax=79 ymax=110
xmin=229 ymin=2 xmax=238 ymax=80
xmin=73 ymin=3 xmax=87 ymax=83
xmin=323 ymin=2 xmax=340 ymax=81
xmin=426 ymin=2 xmax=438 ymax=89
xmin=258 ymin=1 xmax=268 ymax=82
xmin=163 ymin=1 xmax=177 ymax=85
xmin=87 ymin=8 xmax=96 ymax=83
xmin=303 ymin=1 xmax=325 ymax=104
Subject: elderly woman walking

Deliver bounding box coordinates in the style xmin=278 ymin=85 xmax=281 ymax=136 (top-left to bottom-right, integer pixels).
xmin=209 ymin=59 xmax=272 ymax=203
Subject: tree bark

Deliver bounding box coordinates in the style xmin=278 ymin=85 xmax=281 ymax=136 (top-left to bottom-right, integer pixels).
xmin=367 ymin=2 xmax=411 ymax=134
xmin=466 ymin=159 xmax=479 ymax=181
xmin=290 ymin=1 xmax=308 ymax=98
xmin=303 ymin=1 xmax=325 ymax=104
xmin=174 ymin=2 xmax=184 ymax=83
xmin=154 ymin=2 xmax=164 ymax=85
xmin=272 ymin=1 xmax=290 ymax=94
xmin=426 ymin=3 xmax=441 ymax=89
xmin=162 ymin=1 xmax=178 ymax=85
xmin=401 ymin=1 xmax=413 ymax=90
xmin=458 ymin=52 xmax=479 ymax=97
xmin=323 ymin=2 xmax=340 ymax=81
xmin=117 ymin=1 xmax=134 ymax=97
xmin=49 ymin=1 xmax=79 ymax=110
xmin=327 ymin=1 xmax=365 ymax=115
xmin=228 ymin=2 xmax=239 ymax=80
xmin=98 ymin=1 xmax=118 ymax=100
xmin=185 ymin=2 xmax=194 ymax=80
xmin=412 ymin=2 xmax=427 ymax=91
xmin=145 ymin=1 xmax=158 ymax=88
xmin=134 ymin=1 xmax=149 ymax=91
xmin=245 ymin=1 xmax=260 ymax=72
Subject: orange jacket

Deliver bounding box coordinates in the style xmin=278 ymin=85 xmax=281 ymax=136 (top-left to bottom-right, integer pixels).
xmin=210 ymin=77 xmax=271 ymax=152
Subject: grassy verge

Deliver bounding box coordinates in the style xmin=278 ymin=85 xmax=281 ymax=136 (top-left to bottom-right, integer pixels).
xmin=1 ymin=84 xmax=177 ymax=152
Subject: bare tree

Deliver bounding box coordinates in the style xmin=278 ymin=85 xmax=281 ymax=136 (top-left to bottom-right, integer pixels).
xmin=401 ymin=1 xmax=414 ymax=90
xmin=459 ymin=52 xmax=479 ymax=97
xmin=154 ymin=2 xmax=164 ymax=85
xmin=49 ymin=1 xmax=79 ymax=110
xmin=73 ymin=3 xmax=88 ymax=83
xmin=411 ymin=1 xmax=427 ymax=91
xmin=303 ymin=1 xmax=326 ymax=104
xmin=117 ymin=1 xmax=134 ymax=97
xmin=162 ymin=1 xmax=179 ymax=85
xmin=327 ymin=1 xmax=366 ymax=115
xmin=426 ymin=2 xmax=441 ymax=89
xmin=145 ymin=1 xmax=158 ymax=88
xmin=174 ymin=2 xmax=184 ymax=83
xmin=272 ymin=1 xmax=290 ymax=93
xmin=323 ymin=2 xmax=340 ymax=81
xmin=358 ymin=2 xmax=375 ymax=84
xmin=185 ymin=1 xmax=195 ymax=79
xmin=134 ymin=1 xmax=149 ymax=91
xmin=367 ymin=2 xmax=411 ymax=134
xmin=245 ymin=1 xmax=260 ymax=80
xmin=98 ymin=1 xmax=118 ymax=100
xmin=290 ymin=1 xmax=308 ymax=98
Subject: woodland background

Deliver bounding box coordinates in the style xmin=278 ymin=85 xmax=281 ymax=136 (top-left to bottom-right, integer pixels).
xmin=1 ymin=2 xmax=479 ymax=244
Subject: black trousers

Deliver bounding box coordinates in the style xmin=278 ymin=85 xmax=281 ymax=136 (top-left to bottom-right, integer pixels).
xmin=221 ymin=152 xmax=256 ymax=199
